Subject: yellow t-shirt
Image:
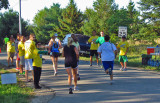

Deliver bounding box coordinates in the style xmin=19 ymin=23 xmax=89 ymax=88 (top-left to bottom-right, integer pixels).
xmin=25 ymin=40 xmax=36 ymax=59
xmin=117 ymin=41 xmax=129 ymax=55
xmin=88 ymin=36 xmax=99 ymax=50
xmin=33 ymin=48 xmax=42 ymax=68
xmin=7 ymin=41 xmax=15 ymax=53
xmin=18 ymin=41 xmax=25 ymax=57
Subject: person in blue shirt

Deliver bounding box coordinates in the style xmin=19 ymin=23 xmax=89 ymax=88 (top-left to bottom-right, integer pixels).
xmin=49 ymin=35 xmax=62 ymax=76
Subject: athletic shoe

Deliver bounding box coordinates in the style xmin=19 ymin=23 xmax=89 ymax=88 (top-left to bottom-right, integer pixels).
xmin=120 ymin=67 xmax=123 ymax=71
xmin=69 ymin=88 xmax=73 ymax=94
xmin=35 ymin=86 xmax=42 ymax=89
xmin=123 ymin=68 xmax=127 ymax=71
xmin=109 ymin=80 xmax=114 ymax=85
xmin=74 ymin=86 xmax=79 ymax=91
xmin=54 ymin=72 xmax=58 ymax=76
xmin=16 ymin=68 xmax=20 ymax=71
xmin=101 ymin=65 xmax=103 ymax=68
xmin=90 ymin=64 xmax=92 ymax=66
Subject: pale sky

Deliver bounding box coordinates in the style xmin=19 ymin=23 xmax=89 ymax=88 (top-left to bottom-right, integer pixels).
xmin=1 ymin=0 xmax=140 ymax=24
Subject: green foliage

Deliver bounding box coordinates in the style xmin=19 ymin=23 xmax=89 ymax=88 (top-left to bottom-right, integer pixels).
xmin=56 ymin=0 xmax=84 ymax=37
xmin=138 ymin=0 xmax=160 ymax=36
xmin=33 ymin=3 xmax=62 ymax=43
xmin=0 ymin=0 xmax=9 ymax=10
xmin=0 ymin=9 xmax=28 ymax=46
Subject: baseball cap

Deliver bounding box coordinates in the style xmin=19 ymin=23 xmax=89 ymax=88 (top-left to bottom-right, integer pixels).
xmin=54 ymin=33 xmax=58 ymax=36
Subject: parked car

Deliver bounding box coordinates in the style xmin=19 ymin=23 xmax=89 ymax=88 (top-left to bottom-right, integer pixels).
xmin=62 ymin=34 xmax=91 ymax=57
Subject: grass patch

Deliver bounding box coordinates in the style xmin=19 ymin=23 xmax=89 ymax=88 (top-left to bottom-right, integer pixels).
xmin=0 ymin=63 xmax=34 ymax=103
xmin=0 ymin=76 xmax=34 ymax=103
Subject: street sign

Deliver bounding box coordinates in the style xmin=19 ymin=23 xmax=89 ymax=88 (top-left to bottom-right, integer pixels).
xmin=1 ymin=73 xmax=17 ymax=84
xmin=118 ymin=26 xmax=127 ymax=37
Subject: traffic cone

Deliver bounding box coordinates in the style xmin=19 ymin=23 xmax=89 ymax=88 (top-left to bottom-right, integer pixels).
xmin=0 ymin=48 xmax=1 ymax=53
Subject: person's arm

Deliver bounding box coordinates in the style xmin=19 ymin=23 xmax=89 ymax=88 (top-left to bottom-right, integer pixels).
xmin=62 ymin=48 xmax=64 ymax=57
xmin=125 ymin=47 xmax=129 ymax=55
xmin=58 ymin=40 xmax=62 ymax=47
xmin=88 ymin=37 xmax=92 ymax=43
xmin=74 ymin=47 xmax=79 ymax=59
xmin=48 ymin=40 xmax=53 ymax=53
xmin=95 ymin=38 xmax=99 ymax=44
xmin=97 ymin=46 xmax=102 ymax=57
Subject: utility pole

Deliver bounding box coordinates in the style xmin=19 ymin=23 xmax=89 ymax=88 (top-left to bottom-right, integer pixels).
xmin=19 ymin=0 xmax=22 ymax=35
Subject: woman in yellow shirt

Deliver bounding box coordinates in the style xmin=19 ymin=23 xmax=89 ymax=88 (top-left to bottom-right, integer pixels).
xmin=7 ymin=37 xmax=15 ymax=67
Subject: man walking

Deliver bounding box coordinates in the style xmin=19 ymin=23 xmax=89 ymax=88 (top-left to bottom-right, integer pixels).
xmin=117 ymin=35 xmax=129 ymax=71
xmin=88 ymin=30 xmax=99 ymax=66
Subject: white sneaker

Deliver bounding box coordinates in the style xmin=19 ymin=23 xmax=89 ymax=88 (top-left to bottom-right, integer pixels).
xmin=54 ymin=72 xmax=58 ymax=76
xmin=120 ymin=67 xmax=123 ymax=71
xmin=74 ymin=86 xmax=79 ymax=91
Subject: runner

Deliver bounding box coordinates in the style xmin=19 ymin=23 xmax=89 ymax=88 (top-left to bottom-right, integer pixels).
xmin=18 ymin=36 xmax=25 ymax=74
xmin=49 ymin=35 xmax=62 ymax=76
xmin=71 ymin=34 xmax=81 ymax=80
xmin=7 ymin=36 xmax=15 ymax=67
xmin=62 ymin=37 xmax=79 ymax=94
xmin=88 ymin=30 xmax=99 ymax=66
xmin=25 ymin=34 xmax=36 ymax=82
xmin=15 ymin=33 xmax=21 ymax=70
xmin=97 ymin=35 xmax=117 ymax=85
xmin=3 ymin=35 xmax=9 ymax=50
xmin=117 ymin=35 xmax=129 ymax=71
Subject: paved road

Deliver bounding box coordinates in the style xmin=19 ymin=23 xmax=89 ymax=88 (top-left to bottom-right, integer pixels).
xmin=0 ymin=53 xmax=160 ymax=103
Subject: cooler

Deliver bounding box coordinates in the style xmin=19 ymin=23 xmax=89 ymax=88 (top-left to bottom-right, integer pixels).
xmin=147 ymin=47 xmax=155 ymax=55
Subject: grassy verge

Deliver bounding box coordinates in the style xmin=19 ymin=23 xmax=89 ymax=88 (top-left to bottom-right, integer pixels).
xmin=80 ymin=44 xmax=160 ymax=71
xmin=0 ymin=65 xmax=34 ymax=103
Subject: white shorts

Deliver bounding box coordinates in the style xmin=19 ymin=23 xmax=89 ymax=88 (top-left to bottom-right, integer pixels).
xmin=25 ymin=59 xmax=33 ymax=70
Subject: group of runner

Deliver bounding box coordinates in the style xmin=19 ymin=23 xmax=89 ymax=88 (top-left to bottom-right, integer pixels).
xmin=4 ymin=31 xmax=129 ymax=94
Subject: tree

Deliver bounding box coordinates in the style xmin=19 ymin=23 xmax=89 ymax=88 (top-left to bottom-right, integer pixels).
xmin=82 ymin=0 xmax=118 ymax=36
xmin=0 ymin=0 xmax=9 ymax=10
xmin=56 ymin=0 xmax=84 ymax=37
xmin=0 ymin=9 xmax=28 ymax=45
xmin=33 ymin=3 xmax=62 ymax=43
xmin=138 ymin=0 xmax=160 ymax=36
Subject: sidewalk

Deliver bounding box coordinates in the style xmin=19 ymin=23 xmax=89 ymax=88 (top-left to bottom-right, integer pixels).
xmin=1 ymin=52 xmax=160 ymax=103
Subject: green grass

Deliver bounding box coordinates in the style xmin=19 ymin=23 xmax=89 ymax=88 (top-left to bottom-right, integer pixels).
xmin=0 ymin=67 xmax=34 ymax=103
xmin=0 ymin=76 xmax=34 ymax=103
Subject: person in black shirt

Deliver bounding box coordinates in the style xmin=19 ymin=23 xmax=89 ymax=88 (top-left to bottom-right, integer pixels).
xmin=62 ymin=37 xmax=79 ymax=94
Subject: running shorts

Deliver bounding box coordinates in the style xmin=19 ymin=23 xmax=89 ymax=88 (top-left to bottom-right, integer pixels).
xmin=7 ymin=52 xmax=15 ymax=58
xmin=119 ymin=55 xmax=128 ymax=63
xmin=25 ymin=59 xmax=33 ymax=70
xmin=90 ymin=50 xmax=98 ymax=56
xmin=65 ymin=61 xmax=78 ymax=69
xmin=102 ymin=61 xmax=114 ymax=71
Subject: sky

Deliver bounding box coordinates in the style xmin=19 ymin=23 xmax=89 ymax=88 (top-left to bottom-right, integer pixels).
xmin=1 ymin=0 xmax=140 ymax=24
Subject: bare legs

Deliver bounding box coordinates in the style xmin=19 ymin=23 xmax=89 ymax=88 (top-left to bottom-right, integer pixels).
xmin=120 ymin=62 xmax=127 ymax=68
xmin=25 ymin=70 xmax=34 ymax=82
xmin=7 ymin=57 xmax=14 ymax=66
xmin=90 ymin=56 xmax=99 ymax=65
xmin=51 ymin=56 xmax=58 ymax=74
xmin=66 ymin=68 xmax=77 ymax=88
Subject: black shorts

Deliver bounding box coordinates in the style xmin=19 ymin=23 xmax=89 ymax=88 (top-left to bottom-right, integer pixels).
xmin=51 ymin=52 xmax=59 ymax=58
xmin=65 ymin=60 xmax=77 ymax=69
xmin=90 ymin=50 xmax=98 ymax=56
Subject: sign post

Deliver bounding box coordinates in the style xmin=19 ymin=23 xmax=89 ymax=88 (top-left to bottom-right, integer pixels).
xmin=118 ymin=26 xmax=127 ymax=37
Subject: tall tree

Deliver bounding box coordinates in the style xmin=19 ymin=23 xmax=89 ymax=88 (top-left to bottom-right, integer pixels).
xmin=56 ymin=0 xmax=84 ymax=37
xmin=33 ymin=3 xmax=62 ymax=43
xmin=138 ymin=0 xmax=160 ymax=35
xmin=0 ymin=0 xmax=9 ymax=10
xmin=82 ymin=0 xmax=117 ymax=36
xmin=0 ymin=9 xmax=28 ymax=45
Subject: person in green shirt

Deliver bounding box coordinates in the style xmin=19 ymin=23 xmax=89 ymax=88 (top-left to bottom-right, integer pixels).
xmin=88 ymin=30 xmax=99 ymax=66
xmin=3 ymin=36 xmax=9 ymax=50
xmin=96 ymin=31 xmax=105 ymax=45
